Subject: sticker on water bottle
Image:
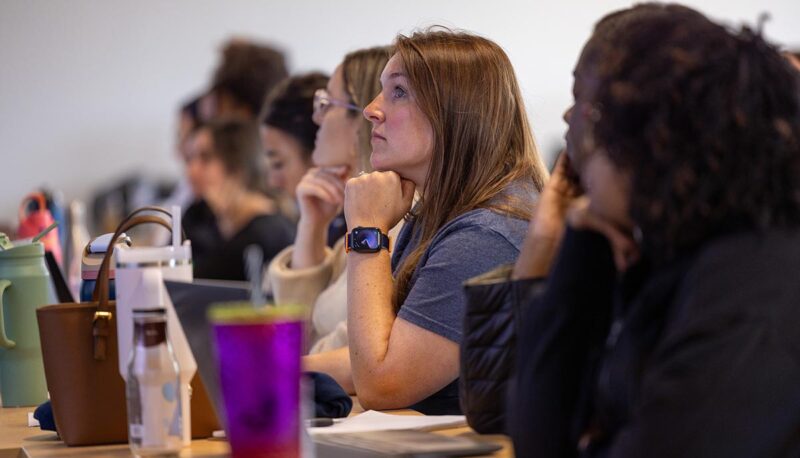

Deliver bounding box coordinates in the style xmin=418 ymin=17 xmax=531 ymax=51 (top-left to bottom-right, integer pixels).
xmin=162 ymin=381 xmax=177 ymax=401
xmin=130 ymin=423 xmax=144 ymax=439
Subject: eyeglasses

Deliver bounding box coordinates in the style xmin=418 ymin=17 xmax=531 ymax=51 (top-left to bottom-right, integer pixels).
xmin=313 ymin=88 xmax=361 ymax=116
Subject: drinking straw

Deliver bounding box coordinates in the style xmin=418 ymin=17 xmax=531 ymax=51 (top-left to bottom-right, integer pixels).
xmin=244 ymin=244 xmax=265 ymax=307
xmin=32 ymin=221 xmax=58 ymax=243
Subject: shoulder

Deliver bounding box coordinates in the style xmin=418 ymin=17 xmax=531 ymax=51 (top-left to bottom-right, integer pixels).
xmin=246 ymin=213 xmax=295 ymax=234
xmin=431 ymin=208 xmax=529 ymax=253
xmin=665 ymin=230 xmax=800 ymax=352
xmin=679 ymin=229 xmax=800 ymax=309
xmin=231 ymin=214 xmax=295 ymax=250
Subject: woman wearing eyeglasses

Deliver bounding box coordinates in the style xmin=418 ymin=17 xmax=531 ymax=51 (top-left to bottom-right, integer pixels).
xmin=304 ymin=29 xmax=548 ymax=414
xmin=267 ymin=46 xmax=394 ymax=354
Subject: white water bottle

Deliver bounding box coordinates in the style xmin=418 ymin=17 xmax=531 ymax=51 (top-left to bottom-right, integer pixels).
xmin=126 ymin=308 xmax=182 ymax=457
xmin=115 ymin=206 xmax=195 ymax=445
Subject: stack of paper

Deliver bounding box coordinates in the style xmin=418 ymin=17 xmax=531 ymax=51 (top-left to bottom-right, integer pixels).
xmin=308 ymin=410 xmax=466 ymax=436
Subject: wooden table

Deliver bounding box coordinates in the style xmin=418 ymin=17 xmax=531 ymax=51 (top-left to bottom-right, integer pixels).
xmin=0 ymin=404 xmax=512 ymax=457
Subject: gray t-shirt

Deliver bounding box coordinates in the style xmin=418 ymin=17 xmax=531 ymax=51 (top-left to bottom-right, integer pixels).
xmin=391 ymin=196 xmax=532 ymax=414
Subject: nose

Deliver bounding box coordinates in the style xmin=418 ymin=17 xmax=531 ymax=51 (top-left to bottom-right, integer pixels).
xmin=363 ymin=93 xmax=384 ymax=125
xmin=563 ymin=105 xmax=574 ymax=124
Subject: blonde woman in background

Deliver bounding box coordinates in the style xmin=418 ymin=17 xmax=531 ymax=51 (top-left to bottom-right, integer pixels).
xmin=267 ymin=46 xmax=395 ymax=353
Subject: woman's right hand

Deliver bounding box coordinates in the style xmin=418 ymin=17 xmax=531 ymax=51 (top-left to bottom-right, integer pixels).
xmin=296 ymin=166 xmax=349 ymax=229
xmin=513 ymin=152 xmax=583 ymax=279
xmin=566 ymin=199 xmax=640 ymax=272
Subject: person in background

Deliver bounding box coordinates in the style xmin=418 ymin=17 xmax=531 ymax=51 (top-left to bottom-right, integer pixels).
xmin=303 ymin=30 xmax=548 ymax=415
xmin=786 ymin=50 xmax=800 ymax=71
xmin=505 ymin=4 xmax=800 ymax=456
xmin=261 ymin=72 xmax=330 ymax=222
xmin=160 ymin=95 xmax=204 ymax=210
xmin=267 ymin=47 xmax=391 ymax=354
xmin=206 ymin=39 xmax=288 ymax=121
xmin=185 ymin=119 xmax=294 ymax=281
xmin=183 ymin=38 xmax=288 ymax=258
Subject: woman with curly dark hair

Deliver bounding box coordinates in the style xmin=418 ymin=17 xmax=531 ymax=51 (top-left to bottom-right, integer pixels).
xmin=495 ymin=3 xmax=800 ymax=457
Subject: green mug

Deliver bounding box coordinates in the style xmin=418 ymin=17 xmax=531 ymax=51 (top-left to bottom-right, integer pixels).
xmin=0 ymin=241 xmax=50 ymax=407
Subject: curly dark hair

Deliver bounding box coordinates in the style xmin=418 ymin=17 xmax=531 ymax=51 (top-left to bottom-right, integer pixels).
xmin=582 ymin=3 xmax=800 ymax=262
xmin=211 ymin=40 xmax=288 ymax=117
xmin=261 ymin=72 xmax=329 ymax=155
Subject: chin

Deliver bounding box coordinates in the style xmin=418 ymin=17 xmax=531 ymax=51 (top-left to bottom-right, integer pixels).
xmin=369 ymin=154 xmax=387 ymax=171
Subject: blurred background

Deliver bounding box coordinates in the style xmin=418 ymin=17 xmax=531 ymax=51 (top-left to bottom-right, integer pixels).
xmin=1 ymin=0 xmax=799 ymax=233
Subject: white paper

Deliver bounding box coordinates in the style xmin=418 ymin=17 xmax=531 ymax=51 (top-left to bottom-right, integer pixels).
xmin=308 ymin=410 xmax=466 ymax=436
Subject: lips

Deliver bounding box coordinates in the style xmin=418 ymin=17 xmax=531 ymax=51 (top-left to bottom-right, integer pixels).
xmin=371 ymin=132 xmax=386 ymax=141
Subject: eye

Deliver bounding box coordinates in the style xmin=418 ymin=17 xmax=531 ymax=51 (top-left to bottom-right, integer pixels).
xmin=391 ymin=86 xmax=407 ymax=100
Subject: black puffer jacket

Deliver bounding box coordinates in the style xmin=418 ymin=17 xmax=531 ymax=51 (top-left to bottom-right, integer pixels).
xmin=459 ymin=264 xmax=545 ymax=434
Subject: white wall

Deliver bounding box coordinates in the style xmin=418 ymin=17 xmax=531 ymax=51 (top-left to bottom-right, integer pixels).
xmin=2 ymin=0 xmax=799 ymax=226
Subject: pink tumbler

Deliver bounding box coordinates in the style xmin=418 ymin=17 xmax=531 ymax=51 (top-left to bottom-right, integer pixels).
xmin=210 ymin=305 xmax=305 ymax=458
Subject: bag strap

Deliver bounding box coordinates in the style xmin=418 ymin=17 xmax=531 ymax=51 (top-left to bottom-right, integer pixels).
xmin=91 ymin=212 xmax=174 ymax=360
xmin=89 ymin=206 xmax=186 ymax=303
xmin=120 ymin=205 xmax=187 ymax=240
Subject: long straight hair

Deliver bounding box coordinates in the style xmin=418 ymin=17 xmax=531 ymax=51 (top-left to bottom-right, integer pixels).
xmin=341 ymin=46 xmax=393 ymax=173
xmin=392 ymin=29 xmax=548 ymax=309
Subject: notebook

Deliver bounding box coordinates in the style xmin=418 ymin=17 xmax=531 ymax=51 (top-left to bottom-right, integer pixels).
xmin=313 ymin=429 xmax=502 ymax=457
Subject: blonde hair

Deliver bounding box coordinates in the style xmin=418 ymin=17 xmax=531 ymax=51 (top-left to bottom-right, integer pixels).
xmin=392 ymin=29 xmax=548 ymax=309
xmin=340 ymin=46 xmax=393 ymax=172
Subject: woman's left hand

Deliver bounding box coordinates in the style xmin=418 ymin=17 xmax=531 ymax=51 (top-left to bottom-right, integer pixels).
xmin=344 ymin=171 xmax=416 ymax=233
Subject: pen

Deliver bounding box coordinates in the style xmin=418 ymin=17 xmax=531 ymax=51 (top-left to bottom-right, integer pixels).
xmin=306 ymin=417 xmax=334 ymax=427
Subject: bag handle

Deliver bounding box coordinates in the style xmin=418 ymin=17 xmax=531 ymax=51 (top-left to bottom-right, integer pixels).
xmin=90 ymin=206 xmax=186 ymax=303
xmin=0 ymin=280 xmax=15 ymax=349
xmin=117 ymin=206 xmax=187 ymax=240
xmin=18 ymin=192 xmax=48 ymax=221
xmin=91 ymin=209 xmax=179 ymax=360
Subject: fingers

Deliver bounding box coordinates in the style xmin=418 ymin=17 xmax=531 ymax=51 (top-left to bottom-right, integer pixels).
xmin=549 ymin=151 xmax=583 ymax=197
xmin=319 ymin=165 xmax=350 ymax=180
xmin=344 ymin=171 xmax=414 ymax=231
xmin=298 ymin=168 xmax=346 ymax=205
xmin=567 ymin=200 xmax=640 ymax=271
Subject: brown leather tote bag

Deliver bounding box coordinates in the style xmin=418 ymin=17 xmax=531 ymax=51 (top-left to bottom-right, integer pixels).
xmin=36 ymin=208 xmax=219 ymax=446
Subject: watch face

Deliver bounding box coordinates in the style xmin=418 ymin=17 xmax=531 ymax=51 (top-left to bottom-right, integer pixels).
xmin=351 ymin=227 xmax=381 ymax=252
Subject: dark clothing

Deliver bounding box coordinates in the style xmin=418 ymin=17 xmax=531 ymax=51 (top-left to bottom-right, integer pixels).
xmin=183 ymin=199 xmax=223 ymax=262
xmin=459 ymin=265 xmax=546 ymax=433
xmin=193 ymin=214 xmax=295 ymax=281
xmin=510 ymin=228 xmax=800 ymax=458
xmin=327 ymin=213 xmax=347 ymax=248
xmin=306 ymin=371 xmax=353 ymax=418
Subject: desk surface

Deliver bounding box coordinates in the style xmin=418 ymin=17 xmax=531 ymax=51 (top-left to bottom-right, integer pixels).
xmin=0 ymin=404 xmax=512 ymax=457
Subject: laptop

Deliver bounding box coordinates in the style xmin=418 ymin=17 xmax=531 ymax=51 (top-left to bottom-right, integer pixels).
xmin=163 ymin=279 xmax=251 ymax=425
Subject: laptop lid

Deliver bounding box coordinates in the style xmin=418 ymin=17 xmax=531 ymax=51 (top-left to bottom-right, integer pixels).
xmin=163 ymin=279 xmax=251 ymax=425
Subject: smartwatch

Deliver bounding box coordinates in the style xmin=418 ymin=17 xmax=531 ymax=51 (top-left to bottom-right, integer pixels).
xmin=345 ymin=227 xmax=390 ymax=253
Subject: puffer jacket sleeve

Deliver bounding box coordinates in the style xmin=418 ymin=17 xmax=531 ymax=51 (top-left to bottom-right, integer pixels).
xmin=460 ymin=263 xmax=546 ymax=434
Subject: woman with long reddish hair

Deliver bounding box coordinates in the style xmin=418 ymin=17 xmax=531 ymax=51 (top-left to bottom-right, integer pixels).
xmin=305 ymin=29 xmax=548 ymax=414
